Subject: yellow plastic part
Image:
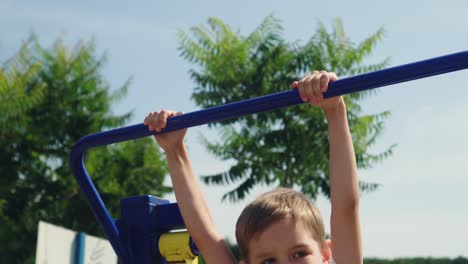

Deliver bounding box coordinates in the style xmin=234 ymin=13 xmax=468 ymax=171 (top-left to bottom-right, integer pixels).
xmin=159 ymin=230 xmax=199 ymax=264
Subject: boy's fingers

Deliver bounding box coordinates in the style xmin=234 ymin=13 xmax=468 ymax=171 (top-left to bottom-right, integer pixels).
xmin=291 ymin=81 xmax=299 ymax=89
xmin=294 ymin=70 xmax=338 ymax=106
xmin=302 ymin=74 xmax=315 ymax=102
xmin=144 ymin=112 xmax=153 ymax=125
xmin=298 ymin=75 xmax=309 ymax=102
xmin=143 ymin=110 xmax=183 ymax=133
xmin=320 ymin=71 xmax=330 ymax=93
xmin=144 ymin=113 xmax=157 ymax=128
xmin=157 ymin=110 xmax=169 ymax=131
xmin=311 ymin=72 xmax=323 ymax=103
xmin=149 ymin=112 xmax=158 ymax=130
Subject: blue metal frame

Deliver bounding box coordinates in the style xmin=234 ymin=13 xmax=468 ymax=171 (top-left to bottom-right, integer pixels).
xmin=117 ymin=195 xmax=186 ymax=263
xmin=70 ymin=50 xmax=468 ymax=263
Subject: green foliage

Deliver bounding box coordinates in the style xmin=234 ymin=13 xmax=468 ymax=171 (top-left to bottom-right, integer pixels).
xmin=178 ymin=15 xmax=394 ymax=201
xmin=0 ymin=35 xmax=170 ymax=263
xmin=0 ymin=43 xmax=46 ymax=196
xmin=0 ymin=44 xmax=45 ymax=120
xmin=85 ymin=138 xmax=171 ymax=216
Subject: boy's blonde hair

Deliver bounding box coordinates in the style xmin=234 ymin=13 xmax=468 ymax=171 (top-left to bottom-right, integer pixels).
xmin=235 ymin=188 xmax=325 ymax=260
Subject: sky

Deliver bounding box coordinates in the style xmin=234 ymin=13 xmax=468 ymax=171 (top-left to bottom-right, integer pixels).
xmin=1 ymin=0 xmax=468 ymax=259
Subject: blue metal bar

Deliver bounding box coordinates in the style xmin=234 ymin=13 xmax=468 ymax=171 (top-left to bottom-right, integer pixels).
xmin=70 ymin=50 xmax=468 ymax=262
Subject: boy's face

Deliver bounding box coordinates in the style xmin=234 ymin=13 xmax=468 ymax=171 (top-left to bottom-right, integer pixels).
xmin=242 ymin=218 xmax=331 ymax=264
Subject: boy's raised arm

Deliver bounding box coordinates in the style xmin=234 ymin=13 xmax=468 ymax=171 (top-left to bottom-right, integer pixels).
xmin=294 ymin=70 xmax=362 ymax=264
xmin=325 ymin=101 xmax=362 ymax=264
xmin=144 ymin=111 xmax=237 ymax=264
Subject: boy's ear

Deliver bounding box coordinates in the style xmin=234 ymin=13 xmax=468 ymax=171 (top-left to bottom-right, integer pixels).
xmin=239 ymin=260 xmax=248 ymax=264
xmin=321 ymin=239 xmax=332 ymax=263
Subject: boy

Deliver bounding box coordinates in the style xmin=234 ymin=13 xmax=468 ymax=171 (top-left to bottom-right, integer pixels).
xmin=144 ymin=70 xmax=362 ymax=264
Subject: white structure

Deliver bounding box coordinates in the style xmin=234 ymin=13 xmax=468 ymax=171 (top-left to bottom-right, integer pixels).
xmin=35 ymin=221 xmax=117 ymax=264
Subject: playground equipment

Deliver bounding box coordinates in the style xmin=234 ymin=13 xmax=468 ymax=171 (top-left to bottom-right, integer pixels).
xmin=70 ymin=50 xmax=468 ymax=263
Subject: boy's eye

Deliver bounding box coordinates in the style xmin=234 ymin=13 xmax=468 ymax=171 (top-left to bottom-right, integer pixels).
xmin=262 ymin=258 xmax=275 ymax=264
xmin=293 ymin=251 xmax=307 ymax=259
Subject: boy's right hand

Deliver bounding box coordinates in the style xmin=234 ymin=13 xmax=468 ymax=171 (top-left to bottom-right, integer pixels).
xmin=292 ymin=70 xmax=343 ymax=113
xmin=144 ymin=110 xmax=187 ymax=152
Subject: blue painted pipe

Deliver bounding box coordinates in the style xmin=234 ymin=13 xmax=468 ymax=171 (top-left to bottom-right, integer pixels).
xmin=70 ymin=50 xmax=468 ymax=262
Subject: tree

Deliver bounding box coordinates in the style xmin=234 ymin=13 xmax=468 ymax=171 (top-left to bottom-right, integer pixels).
xmin=0 ymin=43 xmax=45 ymax=195
xmin=0 ymin=42 xmax=47 ymax=264
xmin=0 ymin=36 xmax=170 ymax=263
xmin=178 ymin=16 xmax=394 ymax=201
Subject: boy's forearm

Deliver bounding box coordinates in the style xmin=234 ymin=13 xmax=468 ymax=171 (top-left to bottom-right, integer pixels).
xmin=165 ymin=145 xmax=236 ymax=264
xmin=325 ymin=100 xmax=362 ymax=264
xmin=325 ymin=100 xmax=359 ymax=209
xmin=164 ymin=144 xmax=220 ymax=247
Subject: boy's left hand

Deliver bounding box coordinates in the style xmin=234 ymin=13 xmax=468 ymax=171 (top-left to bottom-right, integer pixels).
xmin=292 ymin=70 xmax=342 ymax=111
